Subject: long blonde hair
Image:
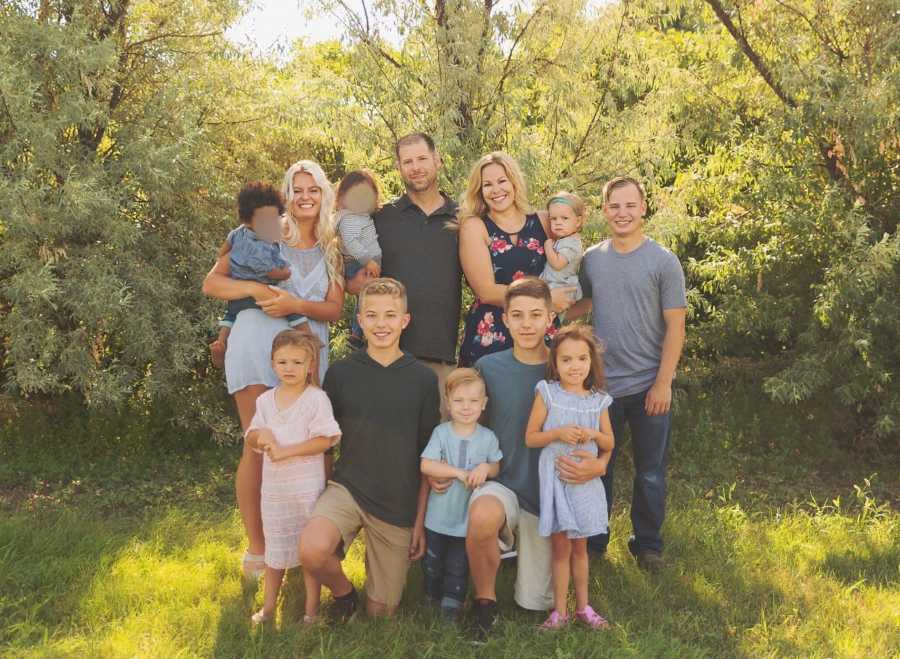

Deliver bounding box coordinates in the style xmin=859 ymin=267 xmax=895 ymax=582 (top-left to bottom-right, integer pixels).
xmin=281 ymin=160 xmax=343 ymax=287
xmin=457 ymin=151 xmax=531 ymax=226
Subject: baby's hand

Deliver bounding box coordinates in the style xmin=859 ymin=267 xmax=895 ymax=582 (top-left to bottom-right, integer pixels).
xmin=466 ymin=463 xmax=491 ymax=489
xmin=364 ymin=260 xmax=381 ymax=278
xmin=455 ymin=469 xmax=470 ymax=485
xmin=557 ymin=425 xmax=585 ymax=445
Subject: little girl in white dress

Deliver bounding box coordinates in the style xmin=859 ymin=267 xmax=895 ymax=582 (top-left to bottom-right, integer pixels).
xmin=245 ymin=329 xmax=341 ymax=625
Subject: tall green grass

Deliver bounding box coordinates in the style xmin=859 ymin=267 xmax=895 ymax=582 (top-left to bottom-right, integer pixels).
xmin=1 ymin=384 xmax=898 ymax=658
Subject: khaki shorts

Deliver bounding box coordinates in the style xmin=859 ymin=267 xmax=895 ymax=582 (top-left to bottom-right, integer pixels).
xmin=312 ymin=481 xmax=412 ymax=608
xmin=469 ymin=481 xmax=553 ymax=611
xmin=420 ymin=358 xmax=455 ymax=421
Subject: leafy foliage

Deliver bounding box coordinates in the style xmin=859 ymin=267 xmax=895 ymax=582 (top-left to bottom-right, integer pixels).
xmin=0 ymin=0 xmax=896 ymax=444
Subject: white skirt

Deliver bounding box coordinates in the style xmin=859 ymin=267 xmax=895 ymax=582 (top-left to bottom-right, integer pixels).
xmin=224 ymin=309 xmax=328 ymax=393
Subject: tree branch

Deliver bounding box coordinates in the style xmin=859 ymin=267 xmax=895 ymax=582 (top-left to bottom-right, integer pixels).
xmin=126 ymin=31 xmax=222 ymax=51
xmin=704 ymin=0 xmax=797 ymax=108
xmin=564 ymin=0 xmax=631 ymax=177
xmin=480 ymin=1 xmax=545 ymax=127
xmin=772 ymin=0 xmax=847 ymax=62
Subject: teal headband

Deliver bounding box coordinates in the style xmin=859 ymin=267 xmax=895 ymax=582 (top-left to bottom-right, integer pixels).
xmin=548 ymin=196 xmax=575 ymax=208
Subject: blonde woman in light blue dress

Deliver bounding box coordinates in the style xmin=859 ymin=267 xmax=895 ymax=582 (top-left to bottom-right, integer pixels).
xmin=202 ymin=161 xmax=345 ymax=580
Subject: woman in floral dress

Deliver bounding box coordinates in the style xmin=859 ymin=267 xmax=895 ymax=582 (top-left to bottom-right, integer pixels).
xmin=457 ymin=152 xmax=574 ymax=367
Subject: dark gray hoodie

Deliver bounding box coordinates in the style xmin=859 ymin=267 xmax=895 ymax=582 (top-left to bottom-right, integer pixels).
xmin=323 ymin=349 xmax=440 ymax=527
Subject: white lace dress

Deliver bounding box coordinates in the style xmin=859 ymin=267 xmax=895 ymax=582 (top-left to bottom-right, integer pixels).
xmin=246 ymin=386 xmax=341 ymax=569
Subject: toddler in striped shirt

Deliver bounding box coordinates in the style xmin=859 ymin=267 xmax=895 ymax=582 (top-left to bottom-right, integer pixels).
xmin=335 ymin=170 xmax=383 ymax=345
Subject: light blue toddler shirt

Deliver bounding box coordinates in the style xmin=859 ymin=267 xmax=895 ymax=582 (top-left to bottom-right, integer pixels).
xmin=421 ymin=422 xmax=502 ymax=537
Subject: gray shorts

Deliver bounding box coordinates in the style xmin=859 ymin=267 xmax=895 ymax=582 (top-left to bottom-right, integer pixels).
xmin=469 ymin=481 xmax=552 ymax=611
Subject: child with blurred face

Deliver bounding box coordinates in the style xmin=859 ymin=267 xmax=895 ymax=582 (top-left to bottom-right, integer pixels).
xmin=336 ymin=170 xmax=383 ymax=347
xmin=210 ymin=182 xmax=306 ymax=368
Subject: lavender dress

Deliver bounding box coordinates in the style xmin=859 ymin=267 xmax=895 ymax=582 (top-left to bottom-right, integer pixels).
xmin=536 ymin=379 xmax=613 ymax=539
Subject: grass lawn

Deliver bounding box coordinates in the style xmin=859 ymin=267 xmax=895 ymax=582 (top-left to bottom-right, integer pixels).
xmin=1 ymin=380 xmax=898 ymax=658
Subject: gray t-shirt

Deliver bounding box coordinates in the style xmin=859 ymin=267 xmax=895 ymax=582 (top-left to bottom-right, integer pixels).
xmin=541 ymin=234 xmax=583 ymax=300
xmin=475 ymin=349 xmax=547 ymax=515
xmin=421 ymin=423 xmax=502 ymax=537
xmin=579 ymin=238 xmax=686 ymax=398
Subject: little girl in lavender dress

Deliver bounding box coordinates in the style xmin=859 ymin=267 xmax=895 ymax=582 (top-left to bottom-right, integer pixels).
xmin=526 ymin=324 xmax=615 ymax=631
xmin=244 ymin=329 xmax=342 ymax=625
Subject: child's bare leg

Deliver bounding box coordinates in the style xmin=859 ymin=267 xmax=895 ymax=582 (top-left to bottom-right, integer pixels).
xmin=571 ymin=538 xmax=590 ymax=611
xmin=210 ymin=326 xmax=230 ymax=368
xmin=260 ymin=566 xmax=285 ymax=617
xmin=550 ymin=533 xmax=572 ymax=615
xmin=302 ymin=567 xmax=321 ymax=620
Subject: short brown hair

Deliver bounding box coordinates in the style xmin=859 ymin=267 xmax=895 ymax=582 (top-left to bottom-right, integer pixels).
xmin=546 ymin=324 xmax=606 ymax=392
xmin=270 ymin=329 xmax=323 ymax=386
xmin=504 ymin=276 xmax=552 ymax=311
xmin=602 ymin=176 xmax=646 ymax=204
xmin=359 ymin=277 xmax=408 ymax=312
xmin=444 ymin=367 xmax=485 ymax=400
xmin=394 ymin=132 xmax=436 ymax=159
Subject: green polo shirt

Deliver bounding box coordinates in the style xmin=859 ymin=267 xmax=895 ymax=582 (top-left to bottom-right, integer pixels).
xmin=373 ymin=193 xmax=462 ymax=363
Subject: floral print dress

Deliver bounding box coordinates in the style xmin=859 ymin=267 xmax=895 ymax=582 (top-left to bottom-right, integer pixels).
xmin=459 ymin=213 xmax=554 ymax=367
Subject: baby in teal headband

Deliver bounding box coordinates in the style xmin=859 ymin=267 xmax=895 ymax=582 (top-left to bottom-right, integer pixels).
xmin=541 ymin=191 xmax=585 ymax=302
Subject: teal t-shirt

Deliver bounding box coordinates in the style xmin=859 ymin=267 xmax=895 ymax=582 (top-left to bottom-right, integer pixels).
xmin=475 ymin=349 xmax=547 ymax=515
xmin=421 ymin=422 xmax=502 ymax=537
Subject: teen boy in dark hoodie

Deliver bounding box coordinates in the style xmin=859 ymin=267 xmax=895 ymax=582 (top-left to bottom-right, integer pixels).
xmin=300 ymin=278 xmax=441 ymax=619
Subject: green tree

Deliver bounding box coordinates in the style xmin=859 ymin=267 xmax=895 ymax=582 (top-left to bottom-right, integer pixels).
xmin=0 ymin=1 xmax=241 ymax=424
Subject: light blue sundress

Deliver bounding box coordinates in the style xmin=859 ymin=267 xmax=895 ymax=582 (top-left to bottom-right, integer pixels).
xmin=536 ymin=379 xmax=613 ymax=538
xmin=225 ymin=244 xmax=331 ymax=393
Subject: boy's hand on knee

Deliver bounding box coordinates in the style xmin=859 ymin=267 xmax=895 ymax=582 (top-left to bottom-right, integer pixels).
xmin=364 ymin=260 xmax=381 ymax=278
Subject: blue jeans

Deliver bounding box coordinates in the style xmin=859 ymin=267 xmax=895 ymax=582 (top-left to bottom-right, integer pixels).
xmin=587 ymin=387 xmax=672 ymax=555
xmin=422 ymin=529 xmax=468 ymax=609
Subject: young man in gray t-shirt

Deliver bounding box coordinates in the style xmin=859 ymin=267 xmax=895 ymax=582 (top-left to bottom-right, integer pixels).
xmin=568 ymin=176 xmax=686 ymax=570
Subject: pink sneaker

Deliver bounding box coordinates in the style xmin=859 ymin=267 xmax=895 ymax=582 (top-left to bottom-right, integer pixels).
xmin=575 ymin=605 xmax=610 ymax=630
xmin=539 ymin=610 xmax=569 ymax=630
